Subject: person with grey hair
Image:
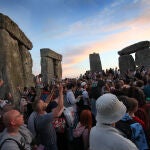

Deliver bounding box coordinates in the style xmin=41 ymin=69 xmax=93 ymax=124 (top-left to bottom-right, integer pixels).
xmin=90 ymin=93 xmax=138 ymax=150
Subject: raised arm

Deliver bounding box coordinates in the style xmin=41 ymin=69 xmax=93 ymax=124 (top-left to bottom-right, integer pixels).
xmin=45 ymin=86 xmax=55 ymax=104
xmin=52 ymin=83 xmax=64 ymax=117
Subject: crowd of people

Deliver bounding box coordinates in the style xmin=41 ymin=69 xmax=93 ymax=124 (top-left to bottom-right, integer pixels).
xmin=0 ymin=66 xmax=150 ymax=150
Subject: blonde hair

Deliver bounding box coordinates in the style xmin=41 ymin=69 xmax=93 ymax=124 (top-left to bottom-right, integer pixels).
xmin=34 ymin=100 xmax=47 ymax=112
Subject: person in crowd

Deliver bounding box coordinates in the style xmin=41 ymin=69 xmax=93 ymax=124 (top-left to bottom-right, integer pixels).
xmin=18 ymin=86 xmax=29 ymax=115
xmin=45 ymin=84 xmax=68 ymax=150
xmin=89 ymin=74 xmax=105 ymax=117
xmin=143 ymin=78 xmax=150 ymax=102
xmin=135 ymin=80 xmax=144 ymax=90
xmin=0 ymin=104 xmax=15 ymax=132
xmin=112 ymin=80 xmax=125 ymax=96
xmin=74 ymin=82 xmax=84 ymax=112
xmin=73 ymin=109 xmax=92 ymax=150
xmin=26 ymin=87 xmax=36 ymax=120
xmin=90 ymin=93 xmax=138 ymax=150
xmin=65 ymin=83 xmax=81 ymax=110
xmin=28 ymin=84 xmax=64 ymax=150
xmin=81 ymin=82 xmax=90 ymax=109
xmin=116 ymin=96 xmax=149 ymax=150
xmin=65 ymin=83 xmax=82 ymax=126
xmin=0 ymin=79 xmax=13 ymax=104
xmin=127 ymin=86 xmax=146 ymax=107
xmin=34 ymin=74 xmax=43 ymax=100
xmin=27 ymin=85 xmax=55 ymax=138
xmin=118 ymin=96 xmax=146 ymax=129
xmin=0 ymin=109 xmax=32 ymax=150
xmin=18 ymin=86 xmax=29 ymax=99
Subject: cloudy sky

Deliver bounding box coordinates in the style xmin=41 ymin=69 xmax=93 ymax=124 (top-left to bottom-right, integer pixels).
xmin=0 ymin=0 xmax=150 ymax=78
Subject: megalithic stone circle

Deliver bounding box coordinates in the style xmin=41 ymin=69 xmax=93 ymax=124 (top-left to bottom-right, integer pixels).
xmin=0 ymin=13 xmax=33 ymax=106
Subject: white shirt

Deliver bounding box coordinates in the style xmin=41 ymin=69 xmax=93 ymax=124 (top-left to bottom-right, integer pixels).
xmin=82 ymin=89 xmax=89 ymax=105
xmin=90 ymin=124 xmax=138 ymax=150
xmin=66 ymin=90 xmax=78 ymax=112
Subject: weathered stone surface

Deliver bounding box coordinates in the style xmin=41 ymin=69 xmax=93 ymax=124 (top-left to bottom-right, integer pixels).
xmin=0 ymin=29 xmax=24 ymax=105
xmin=19 ymin=45 xmax=34 ymax=87
xmin=40 ymin=49 xmax=62 ymax=84
xmin=41 ymin=49 xmax=62 ymax=61
xmin=0 ymin=13 xmax=32 ymax=50
xmin=41 ymin=57 xmax=54 ymax=84
xmin=135 ymin=48 xmax=150 ymax=68
xmin=57 ymin=61 xmax=62 ymax=79
xmin=118 ymin=41 xmax=150 ymax=56
xmin=119 ymin=55 xmax=135 ymax=75
xmin=89 ymin=53 xmax=102 ymax=72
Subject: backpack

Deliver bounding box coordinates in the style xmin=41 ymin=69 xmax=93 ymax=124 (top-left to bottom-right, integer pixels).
xmin=115 ymin=119 xmax=136 ymax=140
xmin=0 ymin=138 xmax=26 ymax=150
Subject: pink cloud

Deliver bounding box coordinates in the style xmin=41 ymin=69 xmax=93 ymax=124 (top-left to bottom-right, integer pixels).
xmin=62 ymin=13 xmax=150 ymax=78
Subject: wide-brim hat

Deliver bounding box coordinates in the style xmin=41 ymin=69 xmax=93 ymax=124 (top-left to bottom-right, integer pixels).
xmin=96 ymin=93 xmax=126 ymax=124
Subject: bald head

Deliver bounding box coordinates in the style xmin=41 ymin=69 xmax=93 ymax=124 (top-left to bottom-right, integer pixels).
xmin=3 ymin=110 xmax=24 ymax=127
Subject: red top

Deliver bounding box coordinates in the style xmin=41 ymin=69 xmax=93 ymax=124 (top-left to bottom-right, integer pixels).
xmin=133 ymin=116 xmax=146 ymax=130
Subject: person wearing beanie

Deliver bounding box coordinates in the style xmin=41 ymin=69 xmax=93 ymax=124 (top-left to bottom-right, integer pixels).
xmin=90 ymin=93 xmax=138 ymax=150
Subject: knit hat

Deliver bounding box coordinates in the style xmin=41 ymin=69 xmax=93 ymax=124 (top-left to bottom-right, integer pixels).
xmin=96 ymin=93 xmax=126 ymax=124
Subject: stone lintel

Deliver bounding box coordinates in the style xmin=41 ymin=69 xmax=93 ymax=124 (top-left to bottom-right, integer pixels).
xmin=118 ymin=41 xmax=150 ymax=56
xmin=0 ymin=13 xmax=32 ymax=50
xmin=40 ymin=48 xmax=62 ymax=61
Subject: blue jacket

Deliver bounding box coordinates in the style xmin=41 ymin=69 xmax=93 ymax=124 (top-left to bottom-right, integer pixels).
xmin=121 ymin=113 xmax=149 ymax=150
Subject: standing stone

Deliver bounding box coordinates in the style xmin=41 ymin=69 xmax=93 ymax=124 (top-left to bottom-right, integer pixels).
xmin=135 ymin=48 xmax=150 ymax=69
xmin=118 ymin=41 xmax=150 ymax=56
xmin=0 ymin=13 xmax=33 ymax=106
xmin=119 ymin=55 xmax=135 ymax=75
xmin=40 ymin=49 xmax=62 ymax=85
xmin=89 ymin=53 xmax=102 ymax=72
xmin=118 ymin=41 xmax=150 ymax=76
xmin=19 ymin=45 xmax=34 ymax=87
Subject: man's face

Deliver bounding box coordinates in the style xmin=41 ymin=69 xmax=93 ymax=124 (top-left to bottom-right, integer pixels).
xmin=12 ymin=111 xmax=24 ymax=127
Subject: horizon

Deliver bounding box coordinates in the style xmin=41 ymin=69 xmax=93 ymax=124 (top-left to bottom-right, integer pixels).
xmin=0 ymin=0 xmax=150 ymax=78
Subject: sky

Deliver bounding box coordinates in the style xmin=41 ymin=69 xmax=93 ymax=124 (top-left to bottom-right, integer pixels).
xmin=0 ymin=0 xmax=150 ymax=78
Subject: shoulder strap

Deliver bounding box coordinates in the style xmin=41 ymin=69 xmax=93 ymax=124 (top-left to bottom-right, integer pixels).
xmin=81 ymin=126 xmax=88 ymax=137
xmin=0 ymin=138 xmax=25 ymax=150
xmin=119 ymin=119 xmax=136 ymax=126
xmin=126 ymin=119 xmax=136 ymax=125
xmin=116 ymin=119 xmax=136 ymax=139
